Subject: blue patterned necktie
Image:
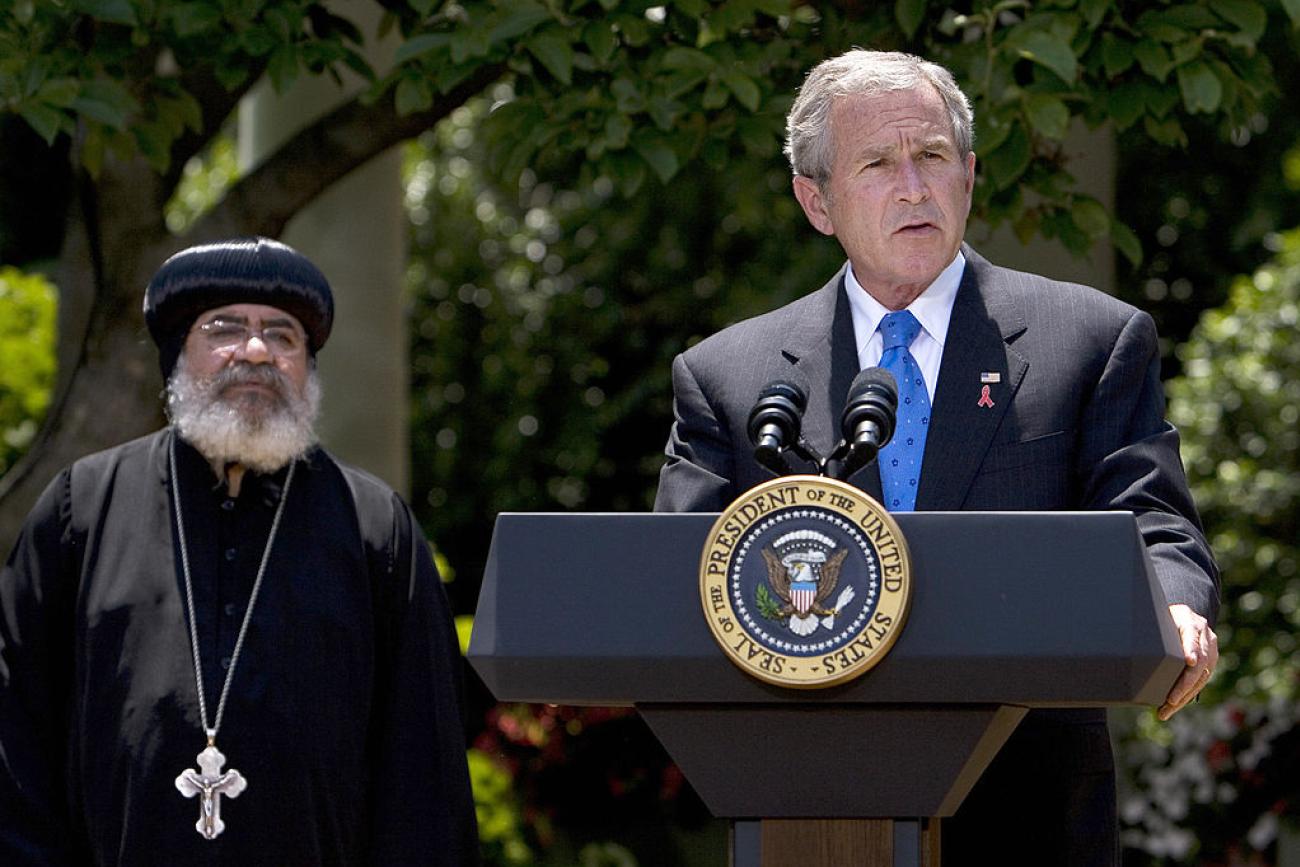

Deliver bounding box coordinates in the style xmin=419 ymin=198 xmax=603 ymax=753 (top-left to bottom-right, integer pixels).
xmin=877 ymin=311 xmax=931 ymax=512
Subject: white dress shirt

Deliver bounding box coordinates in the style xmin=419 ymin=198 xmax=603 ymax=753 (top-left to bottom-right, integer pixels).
xmin=844 ymin=252 xmax=966 ymax=403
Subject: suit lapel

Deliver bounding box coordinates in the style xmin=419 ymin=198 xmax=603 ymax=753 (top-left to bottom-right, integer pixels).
xmin=916 ymin=248 xmax=1028 ymax=510
xmin=780 ymin=265 xmax=884 ymax=500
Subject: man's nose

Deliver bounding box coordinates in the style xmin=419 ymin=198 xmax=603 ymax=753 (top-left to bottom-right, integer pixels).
xmin=895 ymin=159 xmax=929 ymax=204
xmin=233 ymin=334 xmax=274 ymax=364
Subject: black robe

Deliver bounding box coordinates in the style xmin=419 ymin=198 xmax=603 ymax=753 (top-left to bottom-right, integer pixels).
xmin=0 ymin=429 xmax=478 ymax=866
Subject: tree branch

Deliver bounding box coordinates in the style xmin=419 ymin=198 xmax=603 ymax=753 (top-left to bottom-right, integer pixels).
xmin=193 ymin=63 xmax=506 ymax=241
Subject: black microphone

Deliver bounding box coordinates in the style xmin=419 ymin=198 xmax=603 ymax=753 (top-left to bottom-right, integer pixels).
xmin=839 ymin=367 xmax=898 ymax=478
xmin=747 ymin=381 xmax=808 ymax=476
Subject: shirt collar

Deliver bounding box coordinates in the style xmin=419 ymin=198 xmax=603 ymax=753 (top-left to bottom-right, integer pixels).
xmin=845 ymin=251 xmax=966 ymax=354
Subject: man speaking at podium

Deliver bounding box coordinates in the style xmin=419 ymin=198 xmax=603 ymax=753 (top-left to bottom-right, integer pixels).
xmin=654 ymin=50 xmax=1219 ymax=865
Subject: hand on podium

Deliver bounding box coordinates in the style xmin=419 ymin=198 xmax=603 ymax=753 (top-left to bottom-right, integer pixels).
xmin=1157 ymin=603 xmax=1219 ymax=721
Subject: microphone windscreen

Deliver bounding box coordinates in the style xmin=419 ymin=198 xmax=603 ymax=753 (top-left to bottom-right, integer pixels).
xmin=847 ymin=367 xmax=897 ymax=405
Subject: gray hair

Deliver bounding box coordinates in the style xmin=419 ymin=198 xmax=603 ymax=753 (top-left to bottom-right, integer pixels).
xmin=785 ymin=50 xmax=975 ymax=187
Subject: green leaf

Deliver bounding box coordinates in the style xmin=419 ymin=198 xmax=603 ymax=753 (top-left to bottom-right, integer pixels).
xmin=1177 ymin=60 xmax=1222 ymax=113
xmin=1106 ymin=81 xmax=1146 ymax=130
xmin=173 ymin=91 xmax=204 ymax=133
xmin=610 ymin=78 xmax=645 ymax=113
xmin=435 ymin=62 xmax=477 ymax=93
xmin=450 ymin=30 xmax=490 ymax=64
xmin=984 ymin=126 xmax=1031 ymax=190
xmin=1017 ymin=32 xmax=1078 ymax=83
xmin=737 ymin=117 xmax=778 ymax=157
xmin=1282 ymin=0 xmax=1300 ymax=27
xmin=661 ymin=46 xmax=715 ymax=71
xmin=267 ymin=46 xmax=299 ymax=93
xmin=170 ymin=2 xmax=222 ymax=37
xmin=395 ymin=76 xmax=433 ymax=115
xmin=1025 ymin=94 xmax=1069 ymax=140
xmin=702 ymin=77 xmax=728 ymax=109
xmin=584 ymin=20 xmax=617 ymax=64
xmin=72 ymin=79 xmax=138 ymax=130
xmin=1071 ymin=197 xmax=1110 ymax=240
xmin=1080 ymin=0 xmax=1110 ymax=30
xmin=489 ymin=0 xmax=551 ymax=43
xmin=1101 ymin=34 xmax=1134 ymax=77
xmin=1146 ymin=82 xmax=1179 ymax=118
xmin=720 ymin=69 xmax=760 ymax=112
xmin=1171 ymin=39 xmax=1202 ymax=66
xmin=1110 ymin=219 xmax=1142 ymax=267
xmin=36 ymin=78 xmax=79 ymax=109
xmin=1134 ymin=39 xmax=1173 ymax=81
xmin=662 ymin=69 xmax=709 ymax=100
xmin=78 ymin=0 xmax=137 ymax=25
xmin=394 ymin=33 xmax=452 ymax=66
xmin=213 ymin=62 xmax=249 ymax=91
xmin=1143 ymin=114 xmax=1187 ymax=147
xmin=1210 ymin=0 xmax=1267 ymax=40
xmin=604 ymin=112 xmax=631 ymax=149
xmin=602 ymin=150 xmax=646 ymax=196
xmin=132 ymin=121 xmax=172 ymax=172
xmin=631 ymin=131 xmax=679 ymax=183
xmin=18 ymin=103 xmax=64 ymax=146
xmin=975 ymin=111 xmax=1014 ymax=155
xmin=527 ymin=32 xmax=573 ymax=85
xmin=239 ymin=27 xmax=277 ymax=57
xmin=1140 ymin=5 xmax=1220 ymax=31
xmin=894 ymin=0 xmax=926 ymax=38
xmin=615 ymin=14 xmax=650 ymax=46
xmin=647 ymin=96 xmax=682 ymax=131
xmin=1012 ymin=208 xmax=1040 ymax=245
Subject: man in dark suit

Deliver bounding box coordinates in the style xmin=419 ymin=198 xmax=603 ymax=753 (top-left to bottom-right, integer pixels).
xmin=654 ymin=50 xmax=1219 ymax=865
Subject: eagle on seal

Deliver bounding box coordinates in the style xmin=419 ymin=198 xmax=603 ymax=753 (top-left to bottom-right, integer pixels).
xmin=761 ymin=547 xmax=854 ymax=636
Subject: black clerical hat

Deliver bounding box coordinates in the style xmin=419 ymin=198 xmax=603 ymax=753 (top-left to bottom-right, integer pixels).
xmin=143 ymin=237 xmax=334 ymax=379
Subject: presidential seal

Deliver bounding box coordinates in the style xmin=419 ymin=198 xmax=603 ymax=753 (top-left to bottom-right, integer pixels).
xmin=699 ymin=475 xmax=912 ymax=688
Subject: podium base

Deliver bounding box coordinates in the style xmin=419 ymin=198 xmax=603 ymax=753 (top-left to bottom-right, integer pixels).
xmin=731 ymin=818 xmax=939 ymax=867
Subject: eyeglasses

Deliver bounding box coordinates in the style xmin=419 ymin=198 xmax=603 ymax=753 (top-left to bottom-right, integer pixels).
xmin=194 ymin=318 xmax=306 ymax=356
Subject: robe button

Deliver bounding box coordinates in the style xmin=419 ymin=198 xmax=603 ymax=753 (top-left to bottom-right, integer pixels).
xmin=220 ymin=656 xmax=232 ymax=670
xmin=224 ymin=548 xmax=237 ymax=561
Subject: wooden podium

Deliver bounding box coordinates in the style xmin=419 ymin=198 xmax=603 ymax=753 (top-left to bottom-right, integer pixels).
xmin=469 ymin=512 xmax=1181 ymax=866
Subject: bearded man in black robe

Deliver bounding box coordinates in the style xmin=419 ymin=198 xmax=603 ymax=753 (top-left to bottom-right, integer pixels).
xmin=0 ymin=238 xmax=478 ymax=866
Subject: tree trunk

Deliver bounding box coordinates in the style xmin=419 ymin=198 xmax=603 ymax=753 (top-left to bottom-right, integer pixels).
xmin=0 ymin=153 xmax=175 ymax=553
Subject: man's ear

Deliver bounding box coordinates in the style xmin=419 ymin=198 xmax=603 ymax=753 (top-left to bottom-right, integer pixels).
xmin=792 ymin=176 xmax=835 ymax=237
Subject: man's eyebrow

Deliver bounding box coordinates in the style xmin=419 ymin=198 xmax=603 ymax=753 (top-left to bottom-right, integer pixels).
xmin=200 ymin=313 xmax=249 ymax=326
xmin=918 ymin=136 xmax=956 ymax=152
xmin=198 ymin=313 xmax=301 ymax=331
xmin=853 ymin=142 xmax=898 ymax=161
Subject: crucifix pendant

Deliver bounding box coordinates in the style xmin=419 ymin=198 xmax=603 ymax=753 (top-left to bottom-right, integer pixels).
xmin=175 ymin=744 xmax=247 ymax=840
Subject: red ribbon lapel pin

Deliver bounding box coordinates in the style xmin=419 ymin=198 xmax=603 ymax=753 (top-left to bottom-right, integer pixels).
xmin=978 ymin=372 xmax=999 ymax=408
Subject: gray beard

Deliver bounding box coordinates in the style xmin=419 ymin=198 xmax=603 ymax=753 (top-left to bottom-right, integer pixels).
xmin=166 ymin=358 xmax=322 ymax=474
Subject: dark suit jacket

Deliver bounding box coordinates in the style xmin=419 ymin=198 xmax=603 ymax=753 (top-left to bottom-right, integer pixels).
xmin=654 ymin=246 xmax=1218 ymax=864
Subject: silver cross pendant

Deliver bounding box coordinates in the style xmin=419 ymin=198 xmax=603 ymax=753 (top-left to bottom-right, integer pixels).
xmin=175 ymin=744 xmax=247 ymax=840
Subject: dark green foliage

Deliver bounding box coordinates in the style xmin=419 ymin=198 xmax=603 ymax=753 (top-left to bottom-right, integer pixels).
xmin=405 ymin=93 xmax=844 ymax=615
xmin=1169 ymin=230 xmax=1300 ymax=704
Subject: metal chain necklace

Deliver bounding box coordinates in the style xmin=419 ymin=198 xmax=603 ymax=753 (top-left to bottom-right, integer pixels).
xmin=168 ymin=433 xmax=297 ymax=840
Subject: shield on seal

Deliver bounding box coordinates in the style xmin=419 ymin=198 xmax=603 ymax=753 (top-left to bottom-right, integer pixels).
xmin=790 ymin=581 xmax=816 ymax=615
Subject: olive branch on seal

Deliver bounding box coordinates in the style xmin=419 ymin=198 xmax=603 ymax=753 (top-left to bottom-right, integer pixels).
xmin=755 ymin=583 xmax=782 ymax=621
